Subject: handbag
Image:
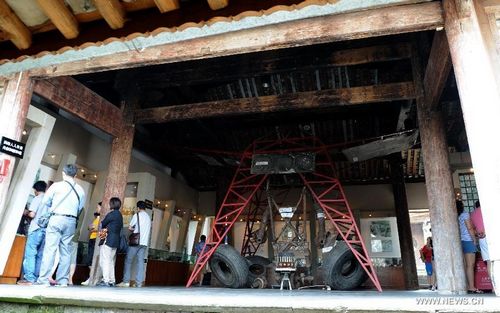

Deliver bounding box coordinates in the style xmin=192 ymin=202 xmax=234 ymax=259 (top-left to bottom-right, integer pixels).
xmin=37 ymin=212 xmax=53 ymax=228
xmin=128 ymin=212 xmax=141 ymax=246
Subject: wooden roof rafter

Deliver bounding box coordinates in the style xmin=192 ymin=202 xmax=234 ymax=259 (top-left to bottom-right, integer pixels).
xmin=154 ymin=0 xmax=180 ymax=13
xmin=93 ymin=0 xmax=126 ymax=30
xmin=207 ymin=0 xmax=229 ymax=10
xmin=0 ymin=0 xmax=31 ymax=49
xmin=36 ymin=0 xmax=79 ymax=39
xmin=0 ymin=0 xmax=190 ymax=51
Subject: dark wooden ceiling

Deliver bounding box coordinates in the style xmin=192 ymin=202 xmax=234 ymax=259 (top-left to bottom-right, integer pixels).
xmin=73 ymin=32 xmax=466 ymax=191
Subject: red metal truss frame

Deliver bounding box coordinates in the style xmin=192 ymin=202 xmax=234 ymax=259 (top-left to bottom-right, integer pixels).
xmin=240 ymin=191 xmax=265 ymax=256
xmin=240 ymin=188 xmax=290 ymax=256
xmin=186 ymin=136 xmax=382 ymax=292
xmin=186 ymin=143 xmax=268 ymax=287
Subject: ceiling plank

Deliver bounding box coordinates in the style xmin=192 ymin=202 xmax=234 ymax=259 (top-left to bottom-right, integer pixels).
xmin=423 ymin=31 xmax=452 ymax=110
xmin=482 ymin=0 xmax=500 ymax=14
xmin=331 ymin=43 xmax=412 ymax=66
xmin=207 ymin=0 xmax=229 ymax=10
xmin=154 ymin=0 xmax=180 ymax=13
xmin=93 ymin=0 xmax=126 ymax=30
xmin=33 ymin=77 xmax=123 ymax=137
xmin=30 ymin=1 xmax=443 ymax=77
xmin=137 ymin=43 xmax=412 ymax=86
xmin=0 ymin=0 xmax=31 ymax=49
xmin=135 ymin=82 xmax=415 ymax=124
xmin=35 ymin=0 xmax=79 ymax=39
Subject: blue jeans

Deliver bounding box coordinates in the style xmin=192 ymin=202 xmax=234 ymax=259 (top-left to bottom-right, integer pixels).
xmin=22 ymin=228 xmax=45 ymax=282
xmin=37 ymin=215 xmax=76 ymax=285
xmin=123 ymin=245 xmax=147 ymax=286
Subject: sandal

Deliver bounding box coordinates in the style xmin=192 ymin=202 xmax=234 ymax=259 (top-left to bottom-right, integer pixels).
xmin=467 ymin=289 xmax=484 ymax=294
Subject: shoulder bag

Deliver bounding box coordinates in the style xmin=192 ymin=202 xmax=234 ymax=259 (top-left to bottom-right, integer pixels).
xmin=128 ymin=212 xmax=141 ymax=246
xmin=37 ymin=181 xmax=81 ymax=229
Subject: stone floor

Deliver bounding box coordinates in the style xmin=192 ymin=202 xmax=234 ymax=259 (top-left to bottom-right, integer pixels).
xmin=0 ymin=285 xmax=499 ymax=313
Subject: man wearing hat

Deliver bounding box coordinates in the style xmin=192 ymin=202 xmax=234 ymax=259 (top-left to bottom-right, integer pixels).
xmin=36 ymin=164 xmax=85 ymax=287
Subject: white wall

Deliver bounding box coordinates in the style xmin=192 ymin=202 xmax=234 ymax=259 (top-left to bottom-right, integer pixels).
xmin=343 ymin=184 xmax=395 ymax=210
xmin=43 ymin=114 xmax=199 ymax=214
xmin=343 ymin=183 xmax=429 ymax=211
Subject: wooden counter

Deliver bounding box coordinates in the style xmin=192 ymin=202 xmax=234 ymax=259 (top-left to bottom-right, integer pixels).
xmin=0 ymin=235 xmax=26 ymax=284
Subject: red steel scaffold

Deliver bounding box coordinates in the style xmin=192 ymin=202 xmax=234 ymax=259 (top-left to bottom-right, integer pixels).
xmin=186 ymin=136 xmax=381 ymax=292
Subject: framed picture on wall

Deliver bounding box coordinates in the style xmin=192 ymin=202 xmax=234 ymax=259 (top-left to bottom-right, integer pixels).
xmin=361 ymin=217 xmax=401 ymax=258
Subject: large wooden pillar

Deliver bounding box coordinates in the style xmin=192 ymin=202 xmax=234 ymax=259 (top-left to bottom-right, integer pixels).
xmin=413 ymin=49 xmax=467 ymax=294
xmin=0 ymin=72 xmax=32 ymax=273
xmin=443 ymin=0 xmax=500 ymax=295
xmin=101 ymin=124 xmax=135 ymax=213
xmin=390 ymin=156 xmax=419 ymax=290
xmin=89 ymin=83 xmax=136 ymax=283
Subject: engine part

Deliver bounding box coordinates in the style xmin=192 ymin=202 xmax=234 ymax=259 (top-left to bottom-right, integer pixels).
xmin=246 ymin=255 xmax=272 ymax=285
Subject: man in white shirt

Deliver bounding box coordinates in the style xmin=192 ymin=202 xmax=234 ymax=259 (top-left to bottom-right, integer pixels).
xmin=117 ymin=201 xmax=151 ymax=288
xmin=36 ymin=164 xmax=85 ymax=287
xmin=17 ymin=181 xmax=47 ymax=285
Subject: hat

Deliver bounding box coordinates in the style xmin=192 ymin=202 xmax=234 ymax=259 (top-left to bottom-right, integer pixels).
xmin=63 ymin=164 xmax=78 ymax=177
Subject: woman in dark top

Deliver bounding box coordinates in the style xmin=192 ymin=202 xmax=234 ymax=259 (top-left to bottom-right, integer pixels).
xmin=97 ymin=197 xmax=123 ymax=287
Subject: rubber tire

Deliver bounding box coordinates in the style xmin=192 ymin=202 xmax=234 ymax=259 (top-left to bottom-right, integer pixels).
xmin=246 ymin=255 xmax=272 ymax=285
xmin=209 ymin=245 xmax=249 ymax=288
xmin=322 ymin=242 xmax=368 ymax=290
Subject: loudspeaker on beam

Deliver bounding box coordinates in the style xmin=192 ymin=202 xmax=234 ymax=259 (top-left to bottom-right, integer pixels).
xmin=251 ymin=153 xmax=315 ymax=174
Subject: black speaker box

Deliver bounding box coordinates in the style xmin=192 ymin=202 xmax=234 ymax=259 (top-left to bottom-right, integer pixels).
xmin=251 ymin=153 xmax=315 ymax=174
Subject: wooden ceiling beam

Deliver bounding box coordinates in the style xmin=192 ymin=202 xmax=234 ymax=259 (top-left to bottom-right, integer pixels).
xmin=154 ymin=0 xmax=180 ymax=13
xmin=93 ymin=0 xmax=126 ymax=30
xmin=33 ymin=77 xmax=123 ymax=137
xmin=135 ymin=82 xmax=415 ymax=124
xmin=423 ymin=31 xmax=452 ymax=110
xmin=482 ymin=0 xmax=500 ymax=14
xmin=0 ymin=0 xmax=31 ymax=49
xmin=207 ymin=0 xmax=229 ymax=10
xmin=32 ymin=1 xmax=443 ymax=77
xmin=35 ymin=0 xmax=79 ymax=39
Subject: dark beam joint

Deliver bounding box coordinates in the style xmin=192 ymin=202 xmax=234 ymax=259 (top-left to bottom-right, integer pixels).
xmin=422 ymin=31 xmax=452 ymax=111
xmin=135 ymin=82 xmax=416 ymax=124
xmin=33 ymin=77 xmax=123 ymax=137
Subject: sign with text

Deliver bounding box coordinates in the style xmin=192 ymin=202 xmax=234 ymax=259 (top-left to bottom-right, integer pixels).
xmin=0 ymin=137 xmax=25 ymax=159
xmin=144 ymin=199 xmax=153 ymax=210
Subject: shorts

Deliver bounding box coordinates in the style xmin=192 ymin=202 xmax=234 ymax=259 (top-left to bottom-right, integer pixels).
xmin=461 ymin=240 xmax=477 ymax=254
xmin=425 ymin=262 xmax=433 ymax=276
xmin=479 ymin=237 xmax=489 ymax=261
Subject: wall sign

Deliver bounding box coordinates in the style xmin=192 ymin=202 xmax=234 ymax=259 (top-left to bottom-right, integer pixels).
xmin=0 ymin=137 xmax=25 ymax=159
xmin=144 ymin=199 xmax=153 ymax=210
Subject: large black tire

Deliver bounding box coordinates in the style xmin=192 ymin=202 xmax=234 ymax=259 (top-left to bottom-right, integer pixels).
xmin=209 ymin=245 xmax=249 ymax=288
xmin=246 ymin=255 xmax=272 ymax=285
xmin=322 ymin=242 xmax=368 ymax=290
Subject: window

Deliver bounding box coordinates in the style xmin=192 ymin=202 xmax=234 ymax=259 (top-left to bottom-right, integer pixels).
xmin=459 ymin=173 xmax=479 ymax=212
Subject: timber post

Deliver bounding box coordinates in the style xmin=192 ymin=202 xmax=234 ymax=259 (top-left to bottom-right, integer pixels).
xmin=0 ymin=72 xmax=33 ymax=274
xmin=89 ymin=81 xmax=138 ymax=285
xmin=443 ymin=0 xmax=500 ymax=295
xmin=390 ymin=155 xmax=419 ymax=290
xmin=412 ymin=47 xmax=467 ymax=294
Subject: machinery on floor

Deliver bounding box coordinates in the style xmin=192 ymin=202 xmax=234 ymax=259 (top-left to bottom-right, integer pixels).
xmin=187 ymin=136 xmax=381 ymax=291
